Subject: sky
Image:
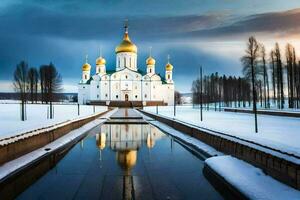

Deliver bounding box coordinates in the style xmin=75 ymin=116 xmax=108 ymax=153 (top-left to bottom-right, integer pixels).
xmin=1 ymin=0 xmax=300 ymax=93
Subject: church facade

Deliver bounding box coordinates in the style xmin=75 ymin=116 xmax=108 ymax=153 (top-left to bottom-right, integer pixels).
xmin=78 ymin=24 xmax=174 ymax=105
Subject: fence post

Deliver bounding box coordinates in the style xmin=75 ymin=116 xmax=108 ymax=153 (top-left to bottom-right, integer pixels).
xmin=78 ymin=103 xmax=80 ymax=116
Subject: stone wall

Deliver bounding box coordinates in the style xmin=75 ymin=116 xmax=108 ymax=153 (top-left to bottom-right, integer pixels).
xmin=0 ymin=109 xmax=111 ymax=165
xmin=139 ymin=109 xmax=300 ymax=190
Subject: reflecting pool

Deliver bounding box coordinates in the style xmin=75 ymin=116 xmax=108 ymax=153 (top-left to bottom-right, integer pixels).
xmin=17 ymin=124 xmax=222 ymax=200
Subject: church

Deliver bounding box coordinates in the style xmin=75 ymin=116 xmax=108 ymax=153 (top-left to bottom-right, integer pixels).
xmin=78 ymin=23 xmax=175 ymax=106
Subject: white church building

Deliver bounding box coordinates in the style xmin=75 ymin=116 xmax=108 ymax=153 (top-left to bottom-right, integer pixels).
xmin=78 ymin=24 xmax=174 ymax=106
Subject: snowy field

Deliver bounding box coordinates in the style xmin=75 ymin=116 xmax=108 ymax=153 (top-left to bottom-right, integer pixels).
xmin=0 ymin=103 xmax=107 ymax=139
xmin=144 ymin=105 xmax=300 ymax=157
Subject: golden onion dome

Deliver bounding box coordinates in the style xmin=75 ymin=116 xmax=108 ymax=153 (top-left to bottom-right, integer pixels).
xmin=82 ymin=63 xmax=91 ymax=71
xmin=96 ymin=57 xmax=106 ymax=65
xmin=165 ymin=63 xmax=173 ymax=71
xmin=116 ymin=150 xmax=137 ymax=170
xmin=96 ymin=133 xmax=106 ymax=150
xmin=115 ymin=32 xmax=137 ymax=54
xmin=147 ymin=134 xmax=155 ymax=149
xmin=146 ymin=56 xmax=156 ymax=66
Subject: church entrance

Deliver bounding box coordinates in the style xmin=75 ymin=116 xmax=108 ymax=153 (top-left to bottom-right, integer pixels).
xmin=125 ymin=94 xmax=129 ymax=101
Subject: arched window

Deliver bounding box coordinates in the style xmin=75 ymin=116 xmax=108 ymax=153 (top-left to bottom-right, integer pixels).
xmin=130 ymin=57 xmax=132 ymax=68
xmin=124 ymin=57 xmax=126 ymax=67
xmin=118 ymin=58 xmax=120 ymax=67
xmin=150 ymin=69 xmax=152 ymax=73
xmin=168 ymin=74 xmax=170 ymax=79
xmin=85 ymin=75 xmax=87 ymax=79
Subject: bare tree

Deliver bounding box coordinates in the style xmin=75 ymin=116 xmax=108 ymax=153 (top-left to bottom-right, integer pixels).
xmin=39 ymin=65 xmax=47 ymax=103
xmin=13 ymin=61 xmax=29 ymax=121
xmin=27 ymin=67 xmax=39 ymax=103
xmin=175 ymin=91 xmax=182 ymax=105
xmin=270 ymin=50 xmax=277 ymax=105
xmin=241 ymin=36 xmax=260 ymax=133
xmin=260 ymin=44 xmax=269 ymax=108
xmin=44 ymin=63 xmax=63 ymax=118
xmin=274 ymin=43 xmax=284 ymax=109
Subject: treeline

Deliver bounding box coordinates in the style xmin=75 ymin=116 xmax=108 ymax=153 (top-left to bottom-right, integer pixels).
xmin=191 ymin=73 xmax=251 ymax=109
xmin=242 ymin=37 xmax=300 ymax=109
xmin=13 ymin=61 xmax=62 ymax=120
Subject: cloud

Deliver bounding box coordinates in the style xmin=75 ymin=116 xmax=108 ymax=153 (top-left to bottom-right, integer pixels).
xmin=181 ymin=8 xmax=300 ymax=40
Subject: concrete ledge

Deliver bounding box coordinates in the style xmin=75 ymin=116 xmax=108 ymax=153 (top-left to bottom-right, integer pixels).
xmin=139 ymin=109 xmax=300 ymax=190
xmin=224 ymin=108 xmax=300 ymax=118
xmin=203 ymin=163 xmax=248 ymax=200
xmin=0 ymin=109 xmax=111 ymax=165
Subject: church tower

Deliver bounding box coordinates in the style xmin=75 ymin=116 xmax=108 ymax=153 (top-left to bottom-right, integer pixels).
xmin=82 ymin=55 xmax=91 ymax=82
xmin=115 ymin=21 xmax=138 ymax=71
xmin=146 ymin=47 xmax=155 ymax=75
xmin=165 ymin=55 xmax=173 ymax=83
xmin=96 ymin=48 xmax=106 ymax=75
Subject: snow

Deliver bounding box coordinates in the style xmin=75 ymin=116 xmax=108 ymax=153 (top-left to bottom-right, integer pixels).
xmin=205 ymin=156 xmax=300 ymax=199
xmin=144 ymin=106 xmax=300 ymax=158
xmin=0 ymin=108 xmax=117 ymax=181
xmin=0 ymin=103 xmax=107 ymax=140
xmin=145 ymin=118 xmax=223 ymax=157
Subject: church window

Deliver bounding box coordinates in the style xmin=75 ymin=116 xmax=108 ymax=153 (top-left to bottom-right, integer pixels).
xmin=168 ymin=74 xmax=170 ymax=79
xmin=150 ymin=69 xmax=152 ymax=73
xmin=105 ymin=94 xmax=108 ymax=97
xmin=116 ymin=95 xmax=118 ymax=99
xmin=114 ymin=75 xmax=116 ymax=79
xmin=85 ymin=75 xmax=87 ymax=79
xmin=83 ymin=86 xmax=85 ymax=89
xmin=97 ymin=95 xmax=99 ymax=98
xmin=124 ymin=57 xmax=126 ymax=67
xmin=97 ymin=85 xmax=99 ymax=88
xmin=125 ymin=75 xmax=128 ymax=79
xmin=144 ymin=94 xmax=147 ymax=98
xmin=118 ymin=58 xmax=120 ymax=67
xmin=145 ymin=83 xmax=148 ymax=86
xmin=135 ymin=95 xmax=138 ymax=99
xmin=153 ymin=86 xmax=155 ymax=89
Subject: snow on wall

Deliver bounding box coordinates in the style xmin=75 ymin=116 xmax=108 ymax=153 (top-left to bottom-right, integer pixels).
xmin=0 ymin=104 xmax=107 ymax=140
xmin=205 ymin=156 xmax=300 ymax=200
xmin=144 ymin=106 xmax=300 ymax=158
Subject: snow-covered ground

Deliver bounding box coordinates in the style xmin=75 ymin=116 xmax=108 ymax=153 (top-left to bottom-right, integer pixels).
xmin=0 ymin=103 xmax=107 ymax=140
xmin=144 ymin=105 xmax=300 ymax=157
xmin=205 ymin=156 xmax=300 ymax=199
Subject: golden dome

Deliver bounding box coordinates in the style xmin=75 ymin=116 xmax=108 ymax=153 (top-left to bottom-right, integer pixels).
xmin=165 ymin=63 xmax=173 ymax=71
xmin=115 ymin=32 xmax=137 ymax=54
xmin=116 ymin=150 xmax=137 ymax=170
xmin=96 ymin=57 xmax=106 ymax=65
xmin=82 ymin=63 xmax=91 ymax=71
xmin=147 ymin=134 xmax=155 ymax=149
xmin=96 ymin=133 xmax=106 ymax=150
xmin=146 ymin=56 xmax=155 ymax=66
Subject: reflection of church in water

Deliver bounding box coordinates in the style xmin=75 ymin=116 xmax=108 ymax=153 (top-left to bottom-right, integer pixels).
xmin=95 ymin=124 xmax=165 ymax=200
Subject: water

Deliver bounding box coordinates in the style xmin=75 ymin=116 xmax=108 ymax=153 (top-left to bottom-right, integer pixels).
xmin=16 ymin=123 xmax=222 ymax=200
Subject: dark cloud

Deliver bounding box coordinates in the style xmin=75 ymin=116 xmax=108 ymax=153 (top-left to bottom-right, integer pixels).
xmin=182 ymin=8 xmax=300 ymax=39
